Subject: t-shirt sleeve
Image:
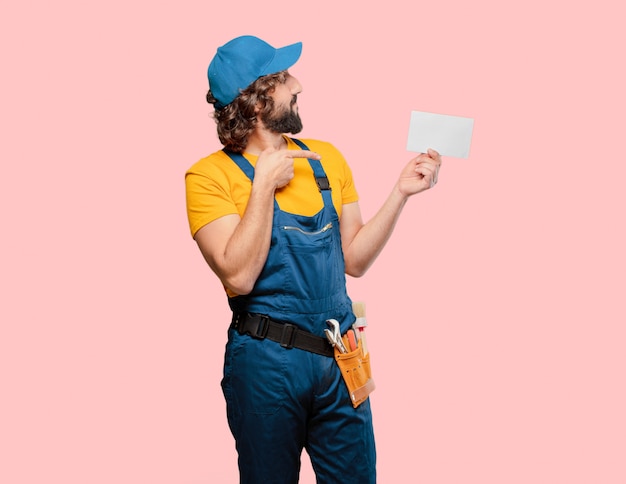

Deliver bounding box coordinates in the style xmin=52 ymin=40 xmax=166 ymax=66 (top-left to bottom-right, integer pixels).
xmin=340 ymin=156 xmax=359 ymax=205
xmin=185 ymin=161 xmax=239 ymax=238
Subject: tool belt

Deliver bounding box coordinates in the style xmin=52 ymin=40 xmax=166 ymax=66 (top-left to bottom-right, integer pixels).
xmin=231 ymin=312 xmax=334 ymax=357
xmin=334 ymin=334 xmax=376 ymax=408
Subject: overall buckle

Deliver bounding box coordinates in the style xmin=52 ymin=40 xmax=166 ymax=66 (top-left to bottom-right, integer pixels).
xmin=315 ymin=176 xmax=331 ymax=191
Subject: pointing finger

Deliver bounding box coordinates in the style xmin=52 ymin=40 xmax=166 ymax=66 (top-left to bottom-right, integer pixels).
xmin=288 ymin=150 xmax=321 ymax=160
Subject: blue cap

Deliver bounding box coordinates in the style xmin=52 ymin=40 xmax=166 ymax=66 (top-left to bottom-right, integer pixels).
xmin=208 ymin=35 xmax=302 ymax=109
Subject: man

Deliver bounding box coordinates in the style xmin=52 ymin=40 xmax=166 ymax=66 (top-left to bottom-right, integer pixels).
xmin=185 ymin=35 xmax=441 ymax=483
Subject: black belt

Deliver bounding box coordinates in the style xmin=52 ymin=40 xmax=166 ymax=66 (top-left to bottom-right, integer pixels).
xmin=230 ymin=312 xmax=334 ymax=357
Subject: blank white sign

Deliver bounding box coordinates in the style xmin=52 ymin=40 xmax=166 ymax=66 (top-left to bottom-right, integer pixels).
xmin=406 ymin=111 xmax=474 ymax=158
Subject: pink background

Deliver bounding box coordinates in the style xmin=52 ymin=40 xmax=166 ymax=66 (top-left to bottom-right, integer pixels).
xmin=2 ymin=1 xmax=624 ymax=483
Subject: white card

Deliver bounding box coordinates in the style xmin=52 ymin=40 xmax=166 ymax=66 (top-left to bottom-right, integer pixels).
xmin=406 ymin=111 xmax=474 ymax=158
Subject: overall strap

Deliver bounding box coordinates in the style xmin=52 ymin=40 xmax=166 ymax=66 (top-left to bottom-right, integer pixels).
xmin=223 ymin=149 xmax=256 ymax=181
xmin=290 ymin=138 xmax=334 ymax=209
xmin=223 ymin=149 xmax=280 ymax=211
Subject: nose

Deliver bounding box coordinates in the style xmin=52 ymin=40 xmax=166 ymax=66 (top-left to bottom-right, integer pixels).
xmin=287 ymin=74 xmax=302 ymax=95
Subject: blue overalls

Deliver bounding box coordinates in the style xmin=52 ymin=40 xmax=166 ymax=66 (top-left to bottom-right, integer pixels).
xmin=221 ymin=140 xmax=376 ymax=483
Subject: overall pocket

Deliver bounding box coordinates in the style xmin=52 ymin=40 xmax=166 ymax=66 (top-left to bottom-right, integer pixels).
xmin=280 ymin=221 xmax=337 ymax=300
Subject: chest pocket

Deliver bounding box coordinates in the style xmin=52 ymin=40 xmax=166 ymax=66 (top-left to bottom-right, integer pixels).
xmin=278 ymin=215 xmax=343 ymax=302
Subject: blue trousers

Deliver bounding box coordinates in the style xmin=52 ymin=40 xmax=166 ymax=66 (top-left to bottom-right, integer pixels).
xmin=221 ymin=330 xmax=376 ymax=483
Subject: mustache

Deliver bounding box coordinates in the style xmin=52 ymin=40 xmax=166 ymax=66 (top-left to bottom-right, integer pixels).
xmin=290 ymin=95 xmax=298 ymax=107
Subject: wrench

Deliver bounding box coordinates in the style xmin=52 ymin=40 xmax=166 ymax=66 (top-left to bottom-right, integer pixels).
xmin=324 ymin=319 xmax=348 ymax=354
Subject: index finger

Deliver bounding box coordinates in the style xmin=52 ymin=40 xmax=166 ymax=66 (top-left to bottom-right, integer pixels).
xmin=287 ymin=150 xmax=321 ymax=160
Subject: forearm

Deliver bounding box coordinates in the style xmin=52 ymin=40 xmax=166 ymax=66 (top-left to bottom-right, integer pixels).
xmin=225 ymin=191 xmax=275 ymax=292
xmin=342 ymin=150 xmax=442 ymax=277
xmin=198 ymin=179 xmax=276 ymax=295
xmin=343 ymin=185 xmax=408 ymax=277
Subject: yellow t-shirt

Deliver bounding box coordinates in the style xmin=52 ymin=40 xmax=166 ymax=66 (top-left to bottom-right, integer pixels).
xmin=185 ymin=137 xmax=359 ymax=238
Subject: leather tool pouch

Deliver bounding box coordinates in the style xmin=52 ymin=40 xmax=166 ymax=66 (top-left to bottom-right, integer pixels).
xmin=334 ymin=336 xmax=375 ymax=408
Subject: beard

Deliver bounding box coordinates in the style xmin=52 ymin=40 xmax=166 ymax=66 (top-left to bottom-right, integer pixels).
xmin=261 ymin=97 xmax=303 ymax=134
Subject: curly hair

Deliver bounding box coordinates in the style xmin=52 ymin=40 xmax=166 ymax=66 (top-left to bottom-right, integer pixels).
xmin=206 ymin=71 xmax=288 ymax=153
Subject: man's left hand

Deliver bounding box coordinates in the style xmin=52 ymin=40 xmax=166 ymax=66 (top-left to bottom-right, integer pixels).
xmin=397 ymin=148 xmax=442 ymax=197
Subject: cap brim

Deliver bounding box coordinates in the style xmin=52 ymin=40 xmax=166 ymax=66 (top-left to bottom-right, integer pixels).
xmin=260 ymin=41 xmax=302 ymax=76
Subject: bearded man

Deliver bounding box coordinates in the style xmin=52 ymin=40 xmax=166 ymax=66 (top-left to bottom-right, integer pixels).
xmin=185 ymin=35 xmax=441 ymax=483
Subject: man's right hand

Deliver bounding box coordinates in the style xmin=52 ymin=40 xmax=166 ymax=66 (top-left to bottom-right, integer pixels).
xmin=255 ymin=148 xmax=321 ymax=189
